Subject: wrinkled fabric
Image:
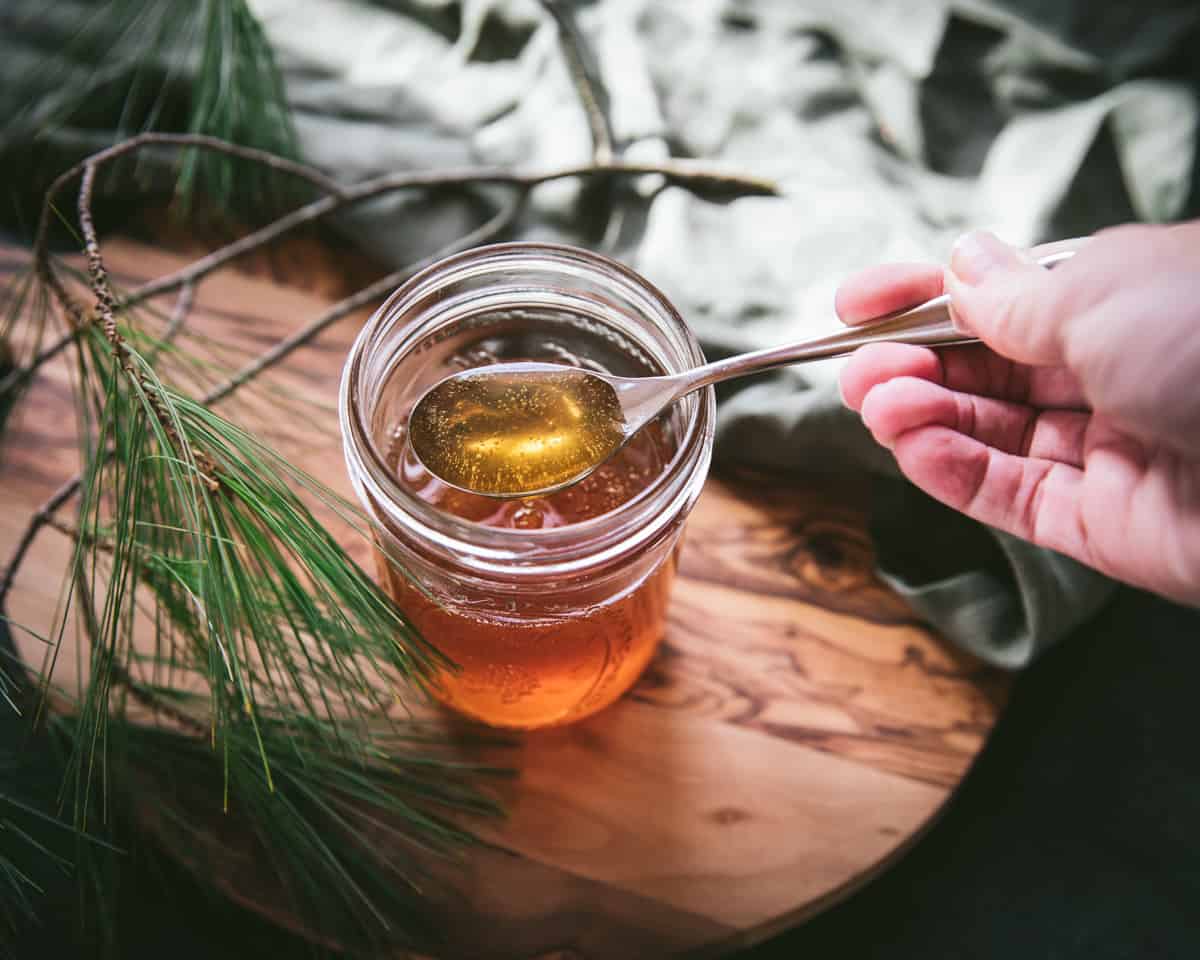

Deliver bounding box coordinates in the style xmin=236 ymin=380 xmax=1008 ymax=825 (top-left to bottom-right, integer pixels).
xmin=248 ymin=0 xmax=1199 ymax=666
xmin=10 ymin=0 xmax=1200 ymax=665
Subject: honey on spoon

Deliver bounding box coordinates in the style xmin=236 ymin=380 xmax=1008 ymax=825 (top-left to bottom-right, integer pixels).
xmin=409 ymin=245 xmax=1082 ymax=499
xmin=405 ymin=363 xmax=628 ymax=499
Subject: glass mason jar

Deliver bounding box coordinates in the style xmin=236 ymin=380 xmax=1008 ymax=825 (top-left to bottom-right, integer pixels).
xmin=339 ymin=243 xmax=714 ymax=729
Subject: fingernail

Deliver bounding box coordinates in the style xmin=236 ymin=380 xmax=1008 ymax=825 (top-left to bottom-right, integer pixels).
xmin=950 ymin=230 xmax=1020 ymax=286
xmin=942 ymin=268 xmax=972 ymax=333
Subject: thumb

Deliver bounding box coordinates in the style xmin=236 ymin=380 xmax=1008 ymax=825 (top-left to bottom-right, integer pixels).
xmin=945 ymin=231 xmax=1076 ymax=367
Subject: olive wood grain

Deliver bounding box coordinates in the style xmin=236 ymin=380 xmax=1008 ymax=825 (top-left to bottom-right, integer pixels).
xmin=0 ymin=241 xmax=1008 ymax=958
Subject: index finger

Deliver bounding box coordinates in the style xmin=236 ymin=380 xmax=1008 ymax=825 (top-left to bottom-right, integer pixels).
xmin=834 ymin=263 xmax=944 ymax=326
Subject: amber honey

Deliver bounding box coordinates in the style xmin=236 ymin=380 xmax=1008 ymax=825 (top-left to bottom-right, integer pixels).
xmin=377 ymin=417 xmax=676 ymax=728
xmin=407 ymin=365 xmax=628 ymax=497
xmin=341 ymin=243 xmax=714 ymax=731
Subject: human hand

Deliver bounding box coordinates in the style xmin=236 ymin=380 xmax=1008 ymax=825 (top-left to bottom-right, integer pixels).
xmin=837 ymin=222 xmax=1200 ymax=605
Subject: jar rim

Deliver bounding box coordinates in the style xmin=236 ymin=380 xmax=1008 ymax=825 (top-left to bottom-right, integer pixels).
xmin=339 ymin=241 xmax=714 ymax=578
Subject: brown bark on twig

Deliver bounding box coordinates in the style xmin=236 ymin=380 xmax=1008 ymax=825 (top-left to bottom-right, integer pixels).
xmin=540 ymin=1 xmax=615 ymax=164
xmin=3 ymin=37 xmax=775 ymax=623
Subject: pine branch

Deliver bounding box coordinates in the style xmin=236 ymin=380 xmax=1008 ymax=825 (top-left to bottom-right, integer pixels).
xmin=2 ymin=127 xmax=770 ymax=599
xmin=0 ymin=327 xmax=74 ymax=399
xmin=73 ymin=160 xmax=218 ymax=490
xmin=5 ymin=0 xmax=305 ymax=225
xmin=0 ymin=193 xmax=523 ymax=612
xmin=0 ymin=3 xmax=779 ymax=948
xmin=0 ymin=477 xmax=81 ymax=610
xmin=9 ymin=154 xmax=466 ymax=822
xmin=200 ymin=189 xmax=524 ymax=409
xmin=146 ymin=282 xmax=194 ymax=365
xmin=77 ymin=136 xmax=774 ymax=311
xmin=2 ymin=133 xmax=774 ymax=400
xmin=175 ymin=0 xmax=304 ymax=217
xmin=540 ymin=1 xmax=616 ymax=164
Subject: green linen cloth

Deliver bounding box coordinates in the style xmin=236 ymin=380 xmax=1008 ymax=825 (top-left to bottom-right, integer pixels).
xmin=6 ymin=0 xmax=1198 ymax=665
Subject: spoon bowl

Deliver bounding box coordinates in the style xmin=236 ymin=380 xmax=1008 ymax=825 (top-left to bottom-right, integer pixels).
xmin=408 ymin=362 xmax=630 ymax=498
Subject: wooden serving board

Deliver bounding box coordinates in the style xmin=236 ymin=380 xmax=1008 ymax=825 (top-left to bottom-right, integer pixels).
xmin=0 ymin=240 xmax=1008 ymax=958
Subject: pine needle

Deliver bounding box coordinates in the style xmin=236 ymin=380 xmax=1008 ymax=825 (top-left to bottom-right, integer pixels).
xmin=7 ymin=227 xmax=503 ymax=950
xmin=3 ymin=0 xmax=302 ymax=224
xmin=175 ymin=0 xmax=303 ymax=218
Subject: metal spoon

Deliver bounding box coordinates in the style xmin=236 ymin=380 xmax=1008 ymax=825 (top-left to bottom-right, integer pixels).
xmin=408 ymin=242 xmax=1083 ymax=499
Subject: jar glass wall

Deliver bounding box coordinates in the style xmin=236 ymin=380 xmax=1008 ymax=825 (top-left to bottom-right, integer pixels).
xmin=340 ymin=243 xmax=714 ymax=728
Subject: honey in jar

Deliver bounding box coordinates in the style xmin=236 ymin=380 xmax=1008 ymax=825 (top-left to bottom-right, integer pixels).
xmin=376 ymin=417 xmax=675 ymax=728
xmin=340 ymin=243 xmax=715 ymax=729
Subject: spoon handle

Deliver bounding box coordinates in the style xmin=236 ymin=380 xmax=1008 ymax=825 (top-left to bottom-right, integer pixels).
xmin=666 ymin=238 xmax=1088 ymax=399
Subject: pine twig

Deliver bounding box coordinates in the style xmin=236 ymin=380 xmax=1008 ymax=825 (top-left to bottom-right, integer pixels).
xmin=75 ymin=162 xmax=218 ymax=488
xmin=201 ymin=191 xmax=524 ymax=408
xmin=539 ymin=1 xmax=615 ymax=163
xmin=0 ymin=476 xmax=83 ymax=608
xmin=29 ymin=133 xmax=342 ymax=323
xmin=0 ymin=327 xmax=75 ymax=397
xmin=0 ymin=174 xmax=526 ymax=616
xmin=1 ymin=196 xmax=522 ymax=604
xmin=0 ymin=271 xmax=273 ymax=607
xmin=121 ymin=156 xmax=773 ymax=309
xmin=4 ymin=251 xmax=184 ymax=400
xmin=41 ymin=516 xmax=110 ymax=554
xmin=10 ymin=135 xmax=776 ymax=392
xmin=108 ymin=662 xmax=207 ymax=738
xmin=151 ymin=282 xmax=195 ymax=360
xmin=126 ymin=150 xmax=772 ymax=307
xmin=540 ymin=1 xmax=632 ymax=250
